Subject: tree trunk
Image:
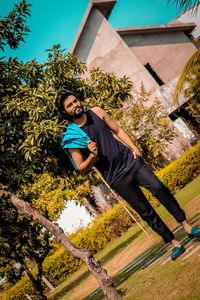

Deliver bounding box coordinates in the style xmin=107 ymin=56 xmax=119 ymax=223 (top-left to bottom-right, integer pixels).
xmin=83 ymin=185 xmax=115 ymax=218
xmin=83 ymin=196 xmax=99 ymax=218
xmin=91 ymin=186 xmax=113 ymax=213
xmin=4 ymin=191 xmax=120 ymax=300
xmin=17 ymin=256 xmax=47 ymax=300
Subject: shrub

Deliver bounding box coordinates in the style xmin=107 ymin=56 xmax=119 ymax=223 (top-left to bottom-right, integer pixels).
xmin=2 ymin=271 xmax=44 ymax=300
xmin=43 ymin=247 xmax=81 ymax=287
xmin=156 ymin=141 xmax=200 ymax=193
xmin=72 ymin=203 xmax=136 ymax=253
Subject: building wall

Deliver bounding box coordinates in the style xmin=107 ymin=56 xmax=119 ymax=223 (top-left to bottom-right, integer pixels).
xmin=176 ymin=8 xmax=200 ymax=39
xmin=120 ymin=31 xmax=197 ymax=83
xmin=74 ymin=8 xmax=160 ymax=91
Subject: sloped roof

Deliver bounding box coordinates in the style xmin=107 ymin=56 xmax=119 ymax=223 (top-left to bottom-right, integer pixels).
xmin=93 ymin=0 xmax=117 ymax=19
xmin=70 ymin=0 xmax=117 ymax=54
xmin=70 ymin=1 xmax=196 ymax=55
xmin=116 ymin=22 xmax=196 ymax=36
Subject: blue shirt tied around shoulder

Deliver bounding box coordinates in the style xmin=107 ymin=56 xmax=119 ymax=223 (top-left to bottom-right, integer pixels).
xmin=61 ymin=122 xmax=90 ymax=170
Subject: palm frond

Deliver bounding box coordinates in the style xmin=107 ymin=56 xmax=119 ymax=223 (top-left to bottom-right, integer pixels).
xmin=167 ymin=0 xmax=200 ymax=14
xmin=172 ymin=48 xmax=200 ymax=105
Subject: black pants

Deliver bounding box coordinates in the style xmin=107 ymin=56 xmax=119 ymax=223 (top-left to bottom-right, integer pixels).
xmin=111 ymin=156 xmax=186 ymax=243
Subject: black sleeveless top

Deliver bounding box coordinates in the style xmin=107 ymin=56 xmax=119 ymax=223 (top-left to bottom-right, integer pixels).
xmin=80 ymin=110 xmax=140 ymax=186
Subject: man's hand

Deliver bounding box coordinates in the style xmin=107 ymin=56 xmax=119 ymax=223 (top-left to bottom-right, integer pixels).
xmin=87 ymin=140 xmax=98 ymax=157
xmin=131 ymin=147 xmax=141 ymax=159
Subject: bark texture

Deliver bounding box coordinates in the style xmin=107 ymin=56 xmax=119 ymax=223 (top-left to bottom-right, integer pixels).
xmin=3 ymin=191 xmax=120 ymax=300
xmin=17 ymin=257 xmax=47 ymax=300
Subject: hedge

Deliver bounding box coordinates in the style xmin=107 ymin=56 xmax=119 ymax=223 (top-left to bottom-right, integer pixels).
xmin=1 ymin=269 xmax=46 ymax=300
xmin=156 ymin=141 xmax=200 ymax=193
xmin=141 ymin=141 xmax=200 ymax=207
xmin=3 ymin=141 xmax=200 ymax=299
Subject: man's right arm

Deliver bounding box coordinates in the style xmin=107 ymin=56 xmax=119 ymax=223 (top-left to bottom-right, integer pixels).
xmin=68 ymin=140 xmax=98 ymax=173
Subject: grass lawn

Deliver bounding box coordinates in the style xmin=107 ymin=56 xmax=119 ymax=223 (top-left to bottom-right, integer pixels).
xmin=119 ymin=246 xmax=200 ymax=300
xmin=48 ymin=175 xmax=200 ymax=300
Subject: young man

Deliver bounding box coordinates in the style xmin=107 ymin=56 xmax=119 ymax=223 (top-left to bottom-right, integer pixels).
xmin=55 ymin=89 xmax=200 ymax=260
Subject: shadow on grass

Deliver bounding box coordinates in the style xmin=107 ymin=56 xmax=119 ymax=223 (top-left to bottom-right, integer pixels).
xmin=49 ymin=270 xmax=90 ymax=300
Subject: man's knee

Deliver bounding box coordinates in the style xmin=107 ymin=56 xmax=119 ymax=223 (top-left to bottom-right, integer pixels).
xmin=151 ymin=181 xmax=167 ymax=197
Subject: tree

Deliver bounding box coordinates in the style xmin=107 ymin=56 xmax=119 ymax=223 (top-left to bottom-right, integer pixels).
xmin=167 ymin=1 xmax=200 ymax=136
xmin=1 ymin=190 xmax=120 ymax=300
xmin=110 ymin=84 xmax=175 ymax=170
xmin=0 ymin=3 xmax=120 ymax=299
xmin=175 ymin=56 xmax=200 ymax=138
xmin=184 ymin=57 xmax=200 ymax=127
xmin=167 ymin=0 xmax=200 ymax=14
xmin=0 ymin=0 xmax=31 ymax=51
xmin=172 ymin=46 xmax=200 ymax=105
xmin=0 ymin=3 xmax=53 ymax=299
xmin=166 ymin=0 xmax=200 ymax=104
xmin=0 ymin=195 xmax=53 ymax=300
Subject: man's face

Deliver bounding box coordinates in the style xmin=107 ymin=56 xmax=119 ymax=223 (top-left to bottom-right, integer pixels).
xmin=63 ymin=95 xmax=84 ymax=120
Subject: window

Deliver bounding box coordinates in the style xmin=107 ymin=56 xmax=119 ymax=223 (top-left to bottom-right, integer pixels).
xmin=144 ymin=63 xmax=164 ymax=86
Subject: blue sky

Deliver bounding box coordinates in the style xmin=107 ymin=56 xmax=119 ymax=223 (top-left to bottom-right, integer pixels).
xmin=2 ymin=0 xmax=181 ymax=63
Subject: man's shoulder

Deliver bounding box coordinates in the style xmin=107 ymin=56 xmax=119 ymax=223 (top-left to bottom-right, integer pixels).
xmin=91 ymin=107 xmax=105 ymax=119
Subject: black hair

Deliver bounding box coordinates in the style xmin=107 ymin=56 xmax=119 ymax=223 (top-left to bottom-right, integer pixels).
xmin=55 ymin=89 xmax=80 ymax=121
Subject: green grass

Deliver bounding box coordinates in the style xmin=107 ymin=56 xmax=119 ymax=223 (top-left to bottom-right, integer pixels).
xmin=157 ymin=175 xmax=200 ymax=221
xmin=48 ymin=175 xmax=200 ymax=300
xmin=119 ymin=248 xmax=200 ymax=300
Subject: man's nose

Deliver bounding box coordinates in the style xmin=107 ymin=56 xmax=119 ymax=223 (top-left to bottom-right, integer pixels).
xmin=72 ymin=102 xmax=78 ymax=108
xmin=72 ymin=103 xmax=80 ymax=110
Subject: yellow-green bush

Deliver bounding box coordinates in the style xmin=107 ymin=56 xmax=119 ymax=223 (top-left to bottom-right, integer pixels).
xmin=3 ymin=249 xmax=81 ymax=300
xmin=72 ymin=203 xmax=136 ymax=253
xmin=4 ymin=142 xmax=200 ymax=299
xmin=140 ymin=142 xmax=200 ymax=208
xmin=156 ymin=141 xmax=200 ymax=193
xmin=1 ymin=269 xmax=46 ymax=300
xmin=43 ymin=246 xmax=81 ymax=286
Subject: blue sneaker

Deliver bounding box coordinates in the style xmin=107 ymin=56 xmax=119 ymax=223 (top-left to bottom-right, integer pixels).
xmin=171 ymin=245 xmax=185 ymax=261
xmin=188 ymin=226 xmax=200 ymax=239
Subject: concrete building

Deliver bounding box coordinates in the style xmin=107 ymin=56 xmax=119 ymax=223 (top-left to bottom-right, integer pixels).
xmin=69 ymin=0 xmax=199 ymax=158
xmin=175 ymin=6 xmax=200 ymax=40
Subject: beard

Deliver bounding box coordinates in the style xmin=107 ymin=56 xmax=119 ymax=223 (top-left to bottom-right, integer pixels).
xmin=65 ymin=103 xmax=85 ymax=121
xmin=72 ymin=104 xmax=85 ymax=119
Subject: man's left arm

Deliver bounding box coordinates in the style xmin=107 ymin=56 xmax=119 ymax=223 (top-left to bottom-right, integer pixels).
xmin=92 ymin=107 xmax=141 ymax=158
